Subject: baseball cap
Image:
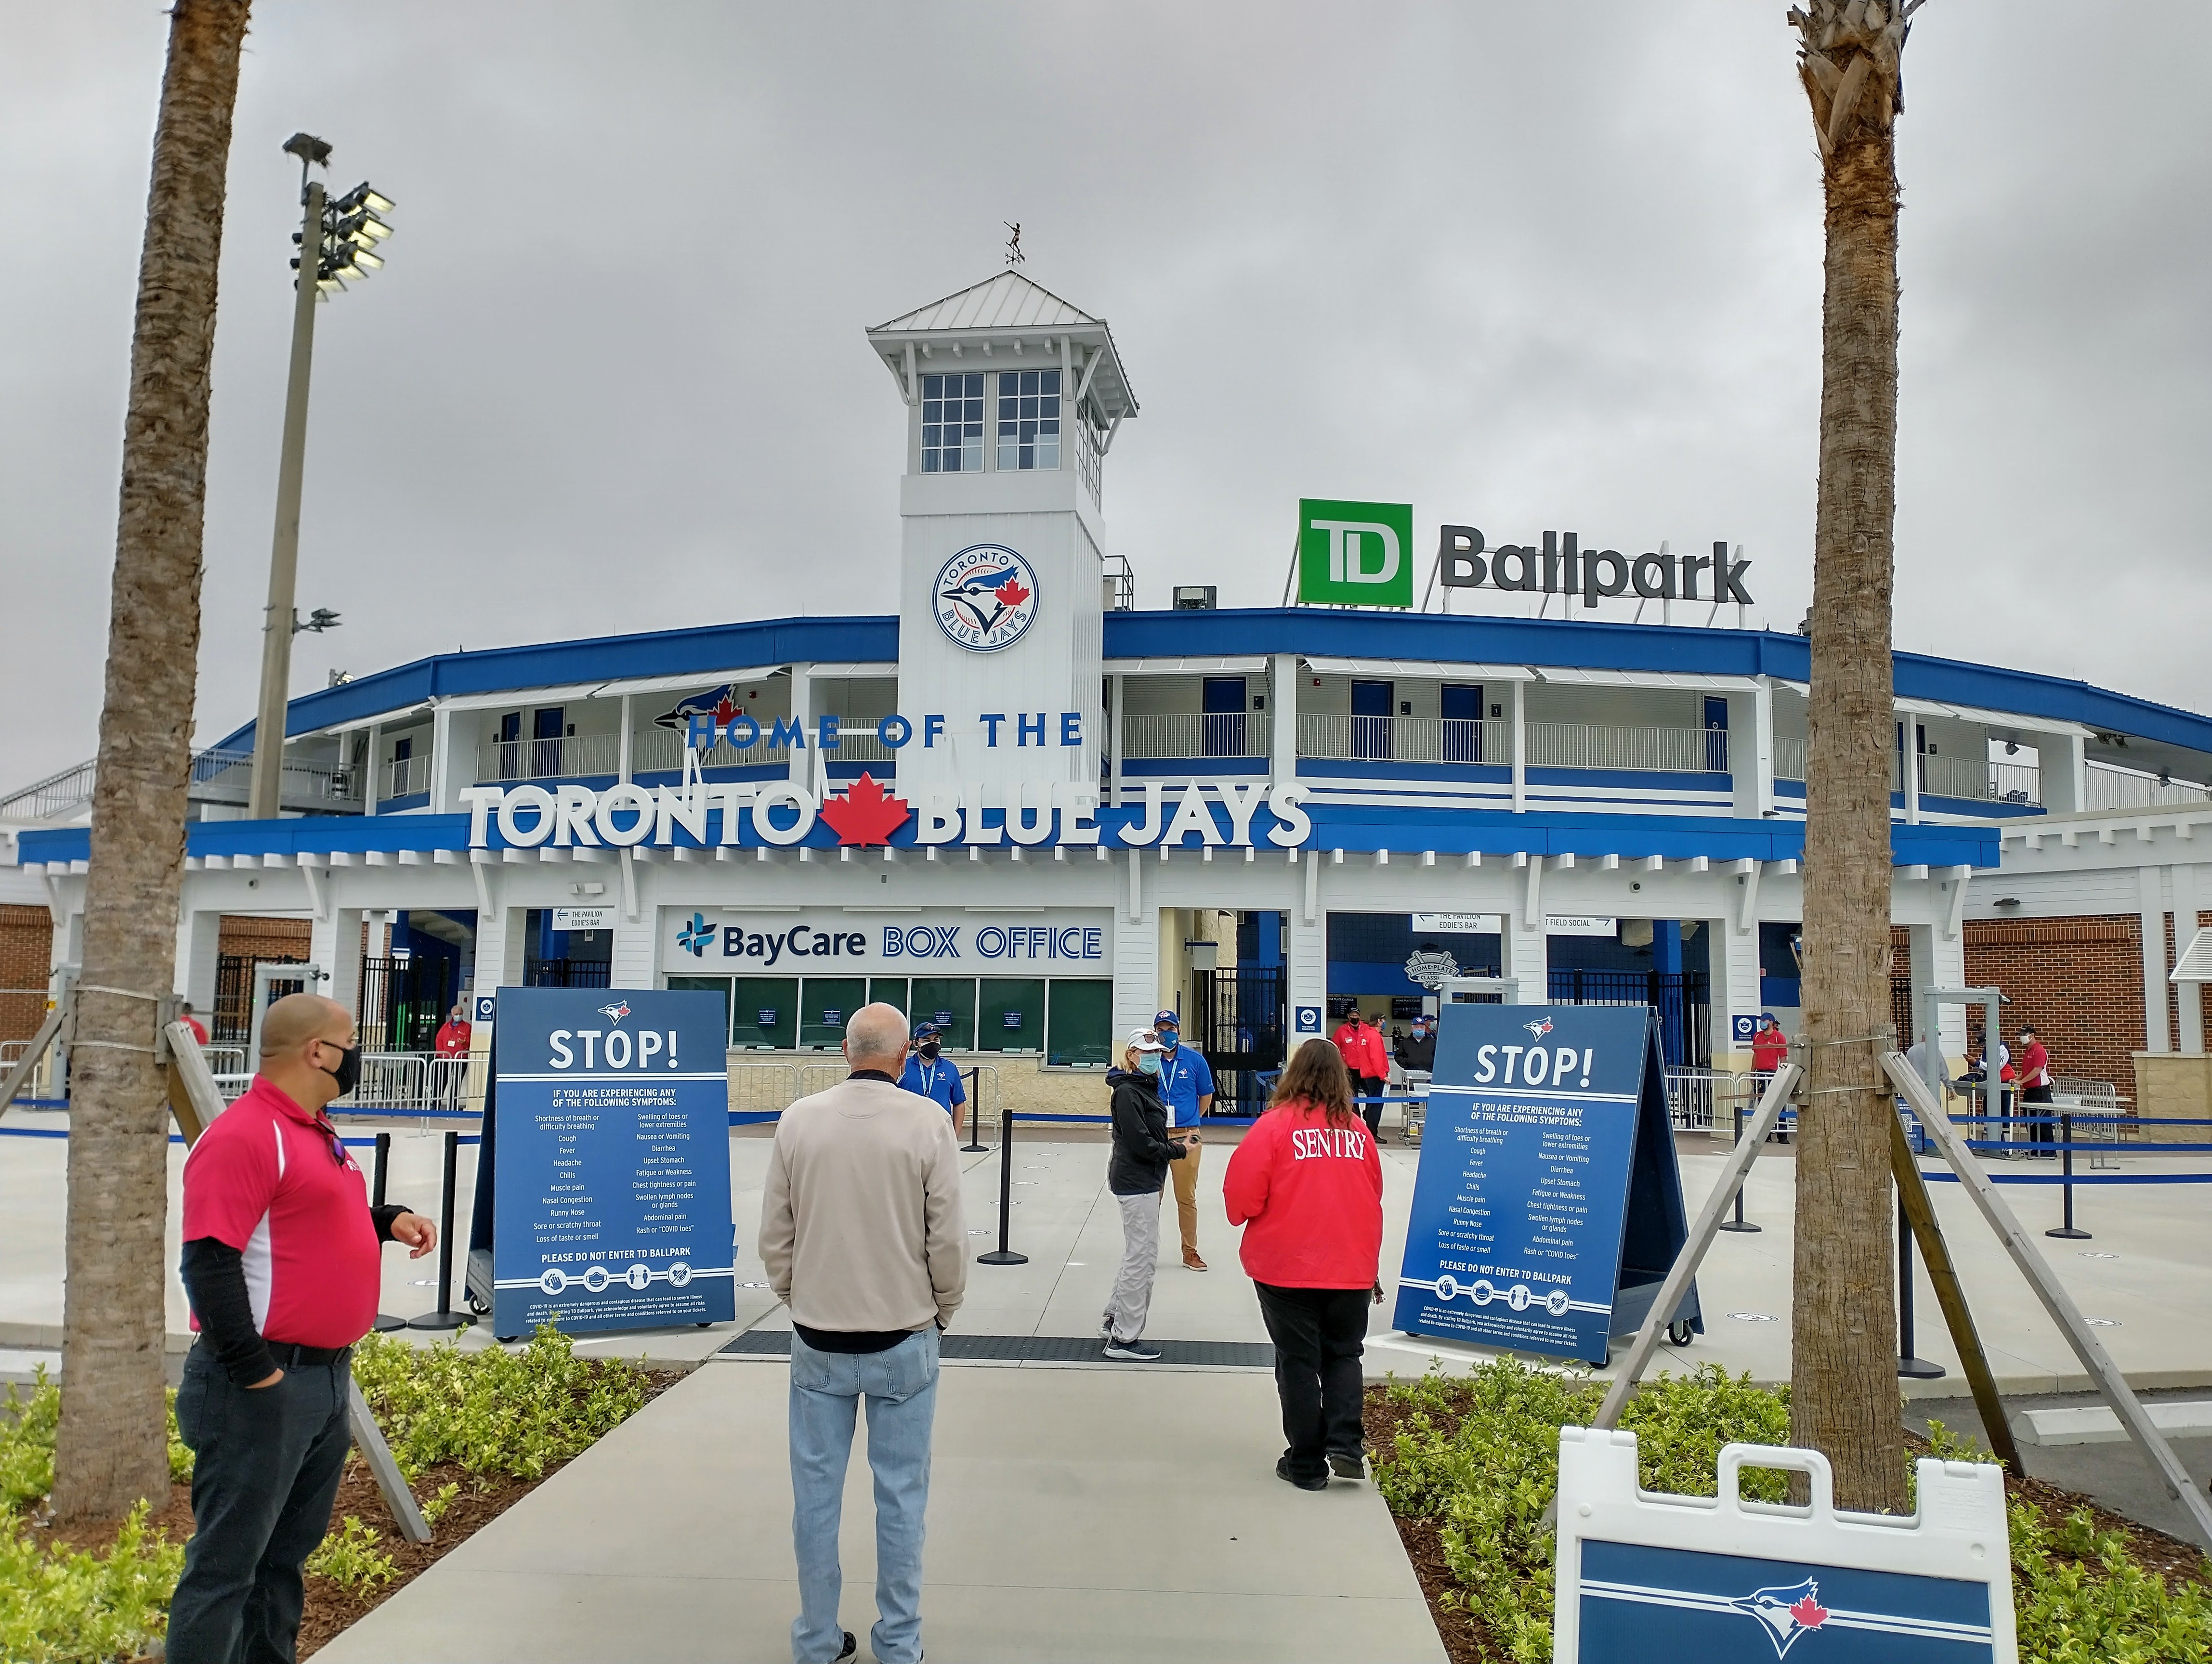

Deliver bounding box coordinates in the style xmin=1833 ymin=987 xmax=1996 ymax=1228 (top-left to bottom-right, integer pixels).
xmin=1152 ymin=1009 xmax=1180 ymax=1028
xmin=1126 ymin=1027 xmax=1169 ymax=1053
xmin=913 ymin=1022 xmax=941 ymax=1040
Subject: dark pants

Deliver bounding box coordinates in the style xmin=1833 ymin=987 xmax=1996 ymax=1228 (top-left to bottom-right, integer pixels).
xmin=2025 ymin=1084 xmax=2055 ymax=1153
xmin=1254 ymin=1283 xmax=1369 ymax=1483
xmin=168 ymin=1343 xmax=353 ymax=1664
xmin=1356 ymin=1077 xmax=1385 ymax=1140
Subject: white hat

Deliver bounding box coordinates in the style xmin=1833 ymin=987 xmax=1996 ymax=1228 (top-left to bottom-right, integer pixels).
xmin=1125 ymin=1027 xmax=1168 ymax=1053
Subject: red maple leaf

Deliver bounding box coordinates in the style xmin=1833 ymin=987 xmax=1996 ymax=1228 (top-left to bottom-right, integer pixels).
xmin=994 ymin=577 xmax=1031 ymax=607
xmin=1787 ymin=1595 xmax=1828 ymax=1629
xmin=819 ymin=772 xmax=911 ymax=846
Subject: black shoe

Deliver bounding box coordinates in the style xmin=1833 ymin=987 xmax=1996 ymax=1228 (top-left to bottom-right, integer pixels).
xmin=1276 ymin=1455 xmax=1329 ymax=1491
xmin=1327 ymin=1450 xmax=1368 ymax=1480
xmin=1104 ymin=1337 xmax=1162 ymax=1361
xmin=833 ymin=1634 xmax=856 ymax=1663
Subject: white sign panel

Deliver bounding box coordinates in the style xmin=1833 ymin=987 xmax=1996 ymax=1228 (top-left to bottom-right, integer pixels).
xmin=552 ymin=907 xmax=614 ymax=932
xmin=1553 ymin=1427 xmax=2014 ymax=1662
xmin=664 ymin=909 xmax=1111 ymax=976
xmin=1545 ymin=915 xmax=1618 ymax=937
xmin=1412 ymin=912 xmax=1504 ymax=934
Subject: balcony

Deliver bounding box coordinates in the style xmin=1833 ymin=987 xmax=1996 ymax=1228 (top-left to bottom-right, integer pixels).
xmin=380 ymin=753 xmax=432 ymax=801
xmin=1297 ymin=715 xmax=1719 ymax=772
xmin=1778 ymin=741 xmax=2042 ymax=805
xmin=1527 ymin=720 xmax=1728 ymax=773
xmin=1119 ymin=712 xmax=1266 ymax=760
xmin=475 ymin=724 xmax=905 ymax=785
xmin=2086 ymin=762 xmax=2212 ymax=812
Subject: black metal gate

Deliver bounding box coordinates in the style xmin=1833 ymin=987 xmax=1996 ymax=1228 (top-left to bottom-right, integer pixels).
xmin=525 ymin=958 xmax=612 ymax=989
xmin=212 ymin=953 xmax=306 ymax=1047
xmin=357 ymin=954 xmax=455 ymax=1053
xmin=1546 ymin=968 xmax=1710 ymax=1069
xmin=1189 ymin=965 xmax=1287 ymax=1112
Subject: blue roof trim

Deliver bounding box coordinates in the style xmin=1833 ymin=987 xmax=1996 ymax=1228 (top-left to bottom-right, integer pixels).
xmin=12 ymin=807 xmax=1999 ymax=871
xmin=216 ymin=606 xmax=2212 ymax=763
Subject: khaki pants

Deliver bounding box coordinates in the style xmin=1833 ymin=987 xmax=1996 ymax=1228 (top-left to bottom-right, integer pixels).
xmin=1165 ymin=1131 xmax=1201 ymax=1255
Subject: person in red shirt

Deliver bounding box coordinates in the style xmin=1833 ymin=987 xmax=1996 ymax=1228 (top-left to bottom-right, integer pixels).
xmin=1750 ymin=1014 xmax=1789 ymax=1076
xmin=433 ymin=1003 xmax=471 ymax=1058
xmin=1224 ymin=1038 xmax=1384 ymax=1491
xmin=178 ymin=1001 xmax=209 ymax=1048
xmin=2017 ymin=1025 xmax=2055 ymax=1157
xmin=168 ymin=994 xmax=437 ymax=1664
xmin=1331 ymin=1010 xmax=1391 ymax=1140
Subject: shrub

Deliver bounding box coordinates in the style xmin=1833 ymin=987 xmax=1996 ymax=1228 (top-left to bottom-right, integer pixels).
xmin=306 ymin=1515 xmax=398 ymax=1592
xmin=0 ymin=1503 xmax=182 ymax=1664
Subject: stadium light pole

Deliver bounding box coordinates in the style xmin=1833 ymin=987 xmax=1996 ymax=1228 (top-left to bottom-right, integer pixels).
xmin=246 ymin=133 xmax=392 ymax=819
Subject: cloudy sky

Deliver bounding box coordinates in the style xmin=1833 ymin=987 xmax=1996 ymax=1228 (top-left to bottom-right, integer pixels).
xmin=2 ymin=2 xmax=2207 ymax=789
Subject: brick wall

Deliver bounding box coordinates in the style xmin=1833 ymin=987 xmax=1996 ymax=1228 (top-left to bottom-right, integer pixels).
xmin=217 ymin=915 xmax=312 ymax=961
xmin=0 ymin=904 xmax=51 ymax=1044
xmin=1961 ymin=916 xmax=2143 ymax=1091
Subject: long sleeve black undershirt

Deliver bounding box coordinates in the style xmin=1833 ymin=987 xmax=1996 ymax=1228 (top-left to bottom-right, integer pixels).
xmin=181 ymin=1204 xmax=410 ymax=1385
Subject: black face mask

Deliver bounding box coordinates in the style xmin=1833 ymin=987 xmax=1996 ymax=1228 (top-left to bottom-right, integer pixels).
xmin=917 ymin=1041 xmax=941 ymax=1060
xmin=320 ymin=1041 xmax=363 ymax=1099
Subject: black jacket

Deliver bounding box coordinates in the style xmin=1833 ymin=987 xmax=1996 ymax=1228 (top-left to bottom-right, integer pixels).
xmin=1105 ymin=1068 xmax=1182 ymax=1195
xmin=1394 ymin=1031 xmax=1436 ymax=1072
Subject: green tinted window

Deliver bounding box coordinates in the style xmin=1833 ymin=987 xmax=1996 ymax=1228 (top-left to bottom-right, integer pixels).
xmin=731 ymin=978 xmax=797 ymax=1049
xmin=867 ymin=978 xmax=911 ymax=1021
xmin=978 ymin=978 xmax=1046 ymax=1053
xmin=801 ymin=976 xmax=867 ymax=1050
xmin=1047 ymin=979 xmax=1113 ymax=1067
xmin=666 ymin=976 xmax=733 ymax=1044
xmin=908 ymin=978 xmax=977 ymax=1051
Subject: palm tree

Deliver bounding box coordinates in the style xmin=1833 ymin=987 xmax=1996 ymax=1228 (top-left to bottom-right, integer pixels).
xmin=52 ymin=0 xmax=252 ymax=1524
xmin=1786 ymin=0 xmax=1928 ymax=1518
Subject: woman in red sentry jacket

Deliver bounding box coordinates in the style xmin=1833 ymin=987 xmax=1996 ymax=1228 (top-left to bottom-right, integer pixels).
xmin=1223 ymin=1039 xmax=1384 ymax=1491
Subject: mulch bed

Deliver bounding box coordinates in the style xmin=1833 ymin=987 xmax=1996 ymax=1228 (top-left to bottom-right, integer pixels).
xmin=34 ymin=1365 xmax=686 ymax=1661
xmin=1364 ymin=1386 xmax=2211 ymax=1664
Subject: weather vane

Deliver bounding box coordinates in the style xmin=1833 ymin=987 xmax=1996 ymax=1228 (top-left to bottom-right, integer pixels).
xmin=1004 ymin=221 xmax=1024 ymax=267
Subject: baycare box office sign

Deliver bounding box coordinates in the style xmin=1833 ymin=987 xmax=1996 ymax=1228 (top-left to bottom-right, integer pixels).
xmin=667 ymin=908 xmax=1110 ymax=975
xmin=483 ymin=987 xmax=735 ymax=1340
xmin=1393 ymin=1002 xmax=1699 ymax=1366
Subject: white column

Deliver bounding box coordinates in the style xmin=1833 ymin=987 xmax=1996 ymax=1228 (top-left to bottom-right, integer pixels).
xmin=1899 ymin=712 xmax=1920 ymax=826
xmin=611 ymin=886 xmax=658 ymax=990
xmin=1270 ymin=652 xmax=1297 ymax=790
xmin=2141 ymin=865 xmax=2171 ymax=1054
xmin=2039 ymin=731 xmax=2088 ymax=815
xmin=618 ymin=693 xmax=634 ymax=785
xmin=484 ymin=906 xmax=530 ymax=991
xmin=363 ymin=722 xmax=381 ymax=816
xmin=1286 ymin=859 xmax=1326 ymax=1044
xmin=174 ymin=908 xmax=221 ymax=1013
xmin=1109 ymin=673 xmax=1126 ymax=807
xmin=429 ymin=703 xmax=472 ymax=815
xmin=1707 ymin=915 xmax=1757 ymax=1068
xmin=1113 ymin=900 xmax=1160 ymax=1041
xmin=314 ymin=908 xmax=364 ymax=1024
xmin=1729 ymin=683 xmax=1775 ymax=818
xmin=1500 ymin=913 xmax=1546 ymax=1006
xmin=786 ymin=664 xmax=813 ymax=787
xmin=1510 ymin=678 xmax=1527 ymax=813
xmin=2175 ymin=865 xmax=2203 ymax=1055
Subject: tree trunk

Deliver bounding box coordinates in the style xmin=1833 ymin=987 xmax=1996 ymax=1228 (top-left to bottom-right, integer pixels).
xmin=53 ymin=0 xmax=251 ymax=1525
xmin=1787 ymin=0 xmax=1925 ymax=1518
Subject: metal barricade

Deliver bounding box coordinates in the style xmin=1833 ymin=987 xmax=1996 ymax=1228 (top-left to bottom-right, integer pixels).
xmin=1665 ymin=1067 xmax=1749 ymax=1133
xmin=345 ymin=1052 xmax=432 ymax=1112
xmin=202 ymin=1045 xmax=247 ymax=1079
xmin=730 ymin=1062 xmax=800 ymax=1115
xmin=2051 ymin=1076 xmax=2123 ymax=1169
xmin=797 ymin=1062 xmax=845 ymax=1099
xmin=965 ymin=1064 xmax=1002 ymax=1138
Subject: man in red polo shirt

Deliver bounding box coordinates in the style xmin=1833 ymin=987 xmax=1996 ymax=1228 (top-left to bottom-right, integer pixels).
xmin=168 ymin=994 xmax=436 ymax=1664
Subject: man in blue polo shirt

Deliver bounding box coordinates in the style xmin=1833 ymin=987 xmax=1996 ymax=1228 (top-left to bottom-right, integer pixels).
xmin=897 ymin=1022 xmax=968 ymax=1120
xmin=1152 ymin=1010 xmax=1214 ymax=1271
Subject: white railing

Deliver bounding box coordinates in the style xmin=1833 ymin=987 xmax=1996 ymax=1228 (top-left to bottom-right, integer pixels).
xmin=1775 ymin=736 xmax=1806 ymax=782
xmin=1122 ymin=712 xmax=1267 ymax=759
xmin=0 ymin=758 xmax=97 ymax=821
xmin=629 ymin=728 xmax=795 ymax=776
xmin=2086 ymin=762 xmax=2212 ymax=812
xmin=381 ymin=753 xmax=432 ymax=799
xmin=477 ymin=732 xmax=621 ymax=782
xmin=1887 ymin=752 xmax=2043 ymax=806
xmin=1666 ymin=1067 xmax=1755 ymax=1132
xmin=1526 ymin=721 xmax=1728 ymax=774
xmin=1296 ymin=714 xmax=1510 ymax=766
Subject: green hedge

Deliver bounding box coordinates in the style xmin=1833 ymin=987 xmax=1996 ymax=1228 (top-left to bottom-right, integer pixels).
xmin=1372 ymin=1358 xmax=2212 ymax=1664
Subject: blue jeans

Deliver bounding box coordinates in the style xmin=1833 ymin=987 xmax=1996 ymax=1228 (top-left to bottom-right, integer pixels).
xmin=788 ymin=1327 xmax=940 ymax=1664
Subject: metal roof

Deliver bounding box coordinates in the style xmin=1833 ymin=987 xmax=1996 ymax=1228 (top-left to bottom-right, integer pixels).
xmin=872 ymin=271 xmax=1098 ymax=334
xmin=866 ymin=271 xmax=1138 ymax=421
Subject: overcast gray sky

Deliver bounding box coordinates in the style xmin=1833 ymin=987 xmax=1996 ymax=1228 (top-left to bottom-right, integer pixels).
xmin=3 ymin=2 xmax=2208 ymax=789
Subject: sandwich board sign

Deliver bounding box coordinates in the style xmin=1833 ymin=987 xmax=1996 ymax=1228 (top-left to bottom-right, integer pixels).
xmin=1552 ymin=1427 xmax=2016 ymax=1661
xmin=1393 ymin=1002 xmax=1699 ymax=1365
xmin=468 ymin=987 xmax=735 ymax=1341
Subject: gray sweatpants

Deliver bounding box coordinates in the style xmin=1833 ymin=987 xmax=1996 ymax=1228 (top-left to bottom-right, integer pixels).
xmin=1103 ymin=1190 xmax=1160 ymax=1345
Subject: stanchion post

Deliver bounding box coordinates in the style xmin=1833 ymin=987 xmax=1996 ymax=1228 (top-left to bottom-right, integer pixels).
xmin=2046 ymin=1111 xmax=2092 ymax=1241
xmin=977 ymin=1103 xmax=1027 ymax=1266
xmin=1897 ymin=1194 xmax=1946 ymax=1378
xmin=960 ymin=1066 xmax=986 ymax=1154
xmin=370 ymin=1131 xmax=406 ymax=1333
xmin=1717 ymin=1102 xmax=1761 ymax=1233
xmin=407 ymin=1129 xmax=470 ymax=1329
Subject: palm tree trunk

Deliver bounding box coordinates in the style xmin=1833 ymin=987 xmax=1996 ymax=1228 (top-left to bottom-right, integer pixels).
xmin=53 ymin=0 xmax=251 ymax=1525
xmin=1787 ymin=0 xmax=1926 ymax=1518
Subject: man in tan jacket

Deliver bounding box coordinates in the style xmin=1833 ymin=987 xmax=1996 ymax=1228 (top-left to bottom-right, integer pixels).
xmin=759 ymin=1002 xmax=966 ymax=1664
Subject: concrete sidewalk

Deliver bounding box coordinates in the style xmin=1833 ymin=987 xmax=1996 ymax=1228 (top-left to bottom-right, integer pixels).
xmin=311 ymin=1357 xmax=1449 ymax=1664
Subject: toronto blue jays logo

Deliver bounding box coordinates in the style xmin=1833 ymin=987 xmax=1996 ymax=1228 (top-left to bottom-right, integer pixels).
xmin=677 ymin=912 xmax=715 ymax=957
xmin=1730 ymin=1579 xmax=1830 ymax=1658
xmin=653 ymin=684 xmax=745 ymax=746
xmin=932 ymin=544 xmax=1039 ymax=652
xmin=1524 ymin=1016 xmax=1555 ymax=1041
xmin=598 ymin=1000 xmax=632 ymax=1025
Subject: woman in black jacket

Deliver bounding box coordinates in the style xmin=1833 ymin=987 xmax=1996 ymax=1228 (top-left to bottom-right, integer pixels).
xmin=1100 ymin=1026 xmax=1189 ymax=1362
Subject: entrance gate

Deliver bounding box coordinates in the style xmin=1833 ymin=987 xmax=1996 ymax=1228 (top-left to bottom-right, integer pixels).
xmin=358 ymin=954 xmax=455 ymax=1053
xmin=1548 ymin=968 xmax=1710 ymax=1069
xmin=1190 ymin=965 xmax=1287 ymax=1112
xmin=213 ymin=953 xmax=306 ymax=1047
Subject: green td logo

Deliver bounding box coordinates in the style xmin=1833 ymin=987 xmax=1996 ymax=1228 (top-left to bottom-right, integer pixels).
xmin=1296 ymin=498 xmax=1414 ymax=608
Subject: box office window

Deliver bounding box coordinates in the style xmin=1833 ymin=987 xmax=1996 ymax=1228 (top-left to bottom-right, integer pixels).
xmin=977 ymin=978 xmax=1045 ymax=1053
xmin=731 ymin=977 xmax=797 ymax=1049
xmin=909 ymin=977 xmax=978 ymax=1051
xmin=1047 ymin=979 xmax=1113 ymax=1067
xmin=666 ymin=976 xmax=732 ymax=1042
xmin=800 ymin=976 xmax=867 ymax=1049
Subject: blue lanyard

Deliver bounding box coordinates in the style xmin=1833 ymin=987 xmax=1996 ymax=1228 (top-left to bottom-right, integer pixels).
xmin=917 ymin=1060 xmax=939 ymax=1097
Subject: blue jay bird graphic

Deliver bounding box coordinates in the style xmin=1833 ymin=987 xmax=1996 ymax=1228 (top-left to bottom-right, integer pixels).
xmin=939 ymin=564 xmax=1029 ymax=636
xmin=598 ymin=1000 xmax=632 ymax=1025
xmin=1729 ymin=1579 xmax=1830 ymax=1658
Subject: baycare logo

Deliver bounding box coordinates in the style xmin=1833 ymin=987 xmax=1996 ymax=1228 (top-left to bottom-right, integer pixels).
xmin=932 ymin=544 xmax=1038 ymax=652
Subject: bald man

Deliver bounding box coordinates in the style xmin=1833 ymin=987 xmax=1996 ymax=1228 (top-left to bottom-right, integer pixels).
xmin=760 ymin=1002 xmax=966 ymax=1664
xmin=169 ymin=994 xmax=437 ymax=1664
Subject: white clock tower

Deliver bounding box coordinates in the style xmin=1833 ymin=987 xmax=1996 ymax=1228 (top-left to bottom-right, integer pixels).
xmin=865 ymin=272 xmax=1137 ymax=798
